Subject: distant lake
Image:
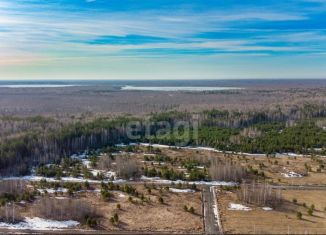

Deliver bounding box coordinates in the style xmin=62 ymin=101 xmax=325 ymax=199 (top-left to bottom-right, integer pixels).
xmin=0 ymin=79 xmax=324 ymax=90
xmin=121 ymin=85 xmax=243 ymax=91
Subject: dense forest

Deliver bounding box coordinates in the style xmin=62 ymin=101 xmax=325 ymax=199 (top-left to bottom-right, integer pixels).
xmin=147 ymin=104 xmax=326 ymax=154
xmin=0 ymin=117 xmax=134 ymax=176
xmin=0 ymin=103 xmax=326 ymax=176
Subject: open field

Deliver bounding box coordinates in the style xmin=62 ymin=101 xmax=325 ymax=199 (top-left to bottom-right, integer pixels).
xmin=218 ymin=189 xmax=326 ymax=234
xmin=84 ymin=187 xmax=202 ymax=233
xmin=6 ymin=183 xmax=203 ymax=234
xmin=3 ymin=144 xmax=326 ymax=233
xmin=155 ymin=147 xmax=326 ymax=186
xmin=0 ymin=145 xmax=210 ymax=233
xmin=1 ymin=144 xmax=325 ymax=233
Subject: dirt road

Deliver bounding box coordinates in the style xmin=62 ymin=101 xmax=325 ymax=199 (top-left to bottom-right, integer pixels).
xmin=202 ymin=186 xmax=222 ymax=235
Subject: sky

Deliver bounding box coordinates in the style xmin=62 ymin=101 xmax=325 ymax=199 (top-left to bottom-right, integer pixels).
xmin=0 ymin=0 xmax=326 ymax=80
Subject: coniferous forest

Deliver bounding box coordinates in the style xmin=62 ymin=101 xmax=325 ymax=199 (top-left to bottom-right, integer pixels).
xmin=0 ymin=102 xmax=325 ymax=176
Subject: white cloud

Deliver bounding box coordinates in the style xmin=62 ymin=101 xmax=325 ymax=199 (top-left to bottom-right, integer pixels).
xmin=0 ymin=0 xmax=324 ymax=76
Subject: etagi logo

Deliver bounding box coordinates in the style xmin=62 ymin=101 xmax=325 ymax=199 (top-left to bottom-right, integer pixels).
xmin=125 ymin=115 xmax=199 ymax=146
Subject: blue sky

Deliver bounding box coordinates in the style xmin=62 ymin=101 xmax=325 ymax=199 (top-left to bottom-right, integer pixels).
xmin=0 ymin=0 xmax=326 ymax=80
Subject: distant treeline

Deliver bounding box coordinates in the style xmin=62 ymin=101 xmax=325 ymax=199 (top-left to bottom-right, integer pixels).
xmin=0 ymin=103 xmax=326 ymax=176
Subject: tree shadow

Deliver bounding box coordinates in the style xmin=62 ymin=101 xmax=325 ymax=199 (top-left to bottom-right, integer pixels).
xmin=116 ymin=221 xmax=128 ymax=229
xmin=301 ymin=218 xmax=316 ymax=223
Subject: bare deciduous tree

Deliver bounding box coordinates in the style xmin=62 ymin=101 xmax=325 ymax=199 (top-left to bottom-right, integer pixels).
xmin=0 ymin=180 xmax=27 ymax=195
xmin=237 ymin=182 xmax=282 ymax=208
xmin=32 ymin=198 xmax=98 ymax=222
xmin=97 ymin=155 xmax=113 ymax=171
xmin=0 ymin=203 xmax=22 ymax=223
xmin=115 ymin=156 xmax=142 ymax=179
xmin=209 ymin=159 xmax=246 ymax=182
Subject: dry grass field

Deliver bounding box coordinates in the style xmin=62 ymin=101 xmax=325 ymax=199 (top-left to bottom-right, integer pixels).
xmin=90 ymin=187 xmax=203 ymax=233
xmin=1 ymin=145 xmax=325 ymax=234
xmin=12 ymin=184 xmax=203 ymax=233
xmin=218 ymin=189 xmax=326 ymax=234
xmin=157 ymin=147 xmax=326 ymax=185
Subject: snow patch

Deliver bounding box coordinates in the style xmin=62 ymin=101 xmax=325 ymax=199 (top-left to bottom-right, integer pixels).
xmin=115 ymin=143 xmax=127 ymax=147
xmin=37 ymin=188 xmax=68 ymax=194
xmin=143 ymin=153 xmax=156 ymax=156
xmin=90 ymin=169 xmax=116 ymax=178
xmin=140 ymin=176 xmax=237 ymax=186
xmin=228 ymin=203 xmax=252 ymax=211
xmin=123 ymin=142 xmax=323 ymax=159
xmin=283 ymin=153 xmax=305 ymax=157
xmin=262 ymin=207 xmax=273 ymax=211
xmin=211 ymin=186 xmax=223 ymax=233
xmin=141 ymin=161 xmax=166 ymax=165
xmin=169 ymin=188 xmax=195 ymax=193
xmin=140 ymin=143 xmax=171 ymax=148
xmin=0 ymin=217 xmax=79 ymax=230
xmin=139 ymin=143 xmax=268 ymax=156
xmin=81 ymin=159 xmax=91 ymax=168
xmin=2 ymin=175 xmax=125 ymax=184
xmin=281 ymin=171 xmax=303 ymax=178
xmin=70 ymin=152 xmax=88 ymax=160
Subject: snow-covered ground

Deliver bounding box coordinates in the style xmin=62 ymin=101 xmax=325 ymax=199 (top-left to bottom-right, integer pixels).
xmin=55 ymin=197 xmax=68 ymax=200
xmin=2 ymin=175 xmax=126 ymax=184
xmin=71 ymin=152 xmax=118 ymax=180
xmin=262 ymin=207 xmax=273 ymax=211
xmin=71 ymin=153 xmax=92 ymax=168
xmin=228 ymin=203 xmax=252 ymax=211
xmin=211 ymin=186 xmax=223 ymax=233
xmin=115 ymin=143 xmax=137 ymax=147
xmin=282 ymin=153 xmax=305 ymax=157
xmin=131 ymin=143 xmax=313 ymax=158
xmin=169 ymin=188 xmax=195 ymax=193
xmin=75 ymin=189 xmax=100 ymax=194
xmin=90 ymin=169 xmax=116 ymax=178
xmin=0 ymin=150 xmax=120 ymax=183
xmin=196 ymin=166 xmax=205 ymax=169
xmin=70 ymin=152 xmax=88 ymax=160
xmin=184 ymin=146 xmax=221 ymax=152
xmin=281 ymin=171 xmax=303 ymax=178
xmin=140 ymin=176 xmax=237 ymax=186
xmin=37 ymin=188 xmax=68 ymax=194
xmin=139 ymin=143 xmax=269 ymax=156
xmin=115 ymin=143 xmax=128 ymax=147
xmin=0 ymin=217 xmax=79 ymax=230
xmin=2 ymin=174 xmax=235 ymax=186
xmin=81 ymin=159 xmax=91 ymax=168
xmin=140 ymin=143 xmax=171 ymax=149
xmin=141 ymin=160 xmax=166 ymax=165
xmin=114 ymin=142 xmax=323 ymax=159
xmin=143 ymin=153 xmax=156 ymax=156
